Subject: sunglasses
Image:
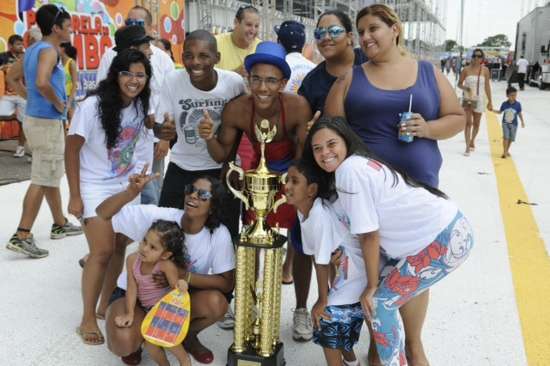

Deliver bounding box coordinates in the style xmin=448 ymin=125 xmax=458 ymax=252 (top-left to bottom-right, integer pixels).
xmin=472 ymin=54 xmax=483 ymax=58
xmin=314 ymin=25 xmax=346 ymax=41
xmin=125 ymin=18 xmax=145 ymax=27
xmin=184 ymin=185 xmax=213 ymax=201
xmin=52 ymin=5 xmax=70 ymax=27
xmin=118 ymin=70 xmax=148 ymax=80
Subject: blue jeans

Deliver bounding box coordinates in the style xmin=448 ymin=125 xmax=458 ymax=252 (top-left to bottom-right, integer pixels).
xmin=372 ymin=212 xmax=474 ymax=365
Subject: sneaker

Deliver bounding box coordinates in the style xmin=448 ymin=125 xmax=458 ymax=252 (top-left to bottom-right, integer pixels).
xmin=292 ymin=308 xmax=313 ymax=341
xmin=6 ymin=234 xmax=49 ymax=258
xmin=51 ymin=218 xmax=83 ymax=239
xmin=13 ymin=145 xmax=25 ymax=158
xmin=217 ymin=306 xmax=235 ymax=329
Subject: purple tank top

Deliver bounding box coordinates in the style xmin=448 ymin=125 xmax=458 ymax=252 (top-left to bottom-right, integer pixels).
xmin=133 ymin=256 xmax=171 ymax=309
xmin=344 ymin=61 xmax=442 ymax=187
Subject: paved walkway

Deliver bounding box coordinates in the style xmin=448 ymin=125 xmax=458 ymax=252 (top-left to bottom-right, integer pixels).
xmin=0 ymin=80 xmax=548 ymax=365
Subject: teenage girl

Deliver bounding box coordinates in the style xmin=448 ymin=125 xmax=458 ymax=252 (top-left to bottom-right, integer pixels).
xmin=116 ymin=220 xmax=191 ymax=366
xmin=302 ymin=116 xmax=474 ymax=366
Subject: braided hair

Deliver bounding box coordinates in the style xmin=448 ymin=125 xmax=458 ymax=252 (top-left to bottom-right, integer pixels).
xmin=149 ymin=220 xmax=189 ymax=269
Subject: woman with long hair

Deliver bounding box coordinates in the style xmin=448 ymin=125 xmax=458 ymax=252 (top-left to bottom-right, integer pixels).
xmin=65 ymin=48 xmax=151 ymax=345
xmin=287 ymin=9 xmax=368 ymax=342
xmin=458 ymin=48 xmax=493 ymax=156
xmin=97 ymin=174 xmax=235 ymax=365
xmin=324 ymin=4 xmax=465 ymax=365
xmin=302 ymin=116 xmax=473 ymax=366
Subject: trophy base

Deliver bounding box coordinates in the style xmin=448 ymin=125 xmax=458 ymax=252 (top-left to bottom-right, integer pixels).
xmin=227 ymin=343 xmax=285 ymax=366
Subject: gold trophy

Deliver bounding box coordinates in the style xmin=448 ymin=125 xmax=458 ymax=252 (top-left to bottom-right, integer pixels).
xmin=226 ymin=120 xmax=287 ymax=366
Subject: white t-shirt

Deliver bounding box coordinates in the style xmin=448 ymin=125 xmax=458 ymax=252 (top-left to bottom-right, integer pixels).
xmin=335 ymin=155 xmax=458 ymax=259
xmin=97 ymin=44 xmax=175 ymax=113
xmin=112 ymin=204 xmax=235 ymax=275
xmin=154 ymin=68 xmax=245 ymax=170
xmin=516 ymin=58 xmax=529 ymax=74
xmin=299 ymin=198 xmax=367 ymax=306
xmin=284 ymin=52 xmax=315 ymax=94
xmin=68 ymin=96 xmax=147 ymax=185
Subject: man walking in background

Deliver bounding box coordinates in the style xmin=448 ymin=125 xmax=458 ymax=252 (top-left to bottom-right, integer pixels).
xmin=5 ymin=4 xmax=82 ymax=259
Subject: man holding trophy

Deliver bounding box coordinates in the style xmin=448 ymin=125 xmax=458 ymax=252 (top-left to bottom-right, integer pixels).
xmin=198 ymin=41 xmax=312 ymax=364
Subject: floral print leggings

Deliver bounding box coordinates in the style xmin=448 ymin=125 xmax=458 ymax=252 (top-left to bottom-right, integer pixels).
xmin=372 ymin=212 xmax=474 ymax=366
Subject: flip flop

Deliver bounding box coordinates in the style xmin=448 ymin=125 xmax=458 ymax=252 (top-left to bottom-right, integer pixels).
xmin=282 ymin=279 xmax=294 ymax=285
xmin=76 ymin=326 xmax=105 ymax=345
xmin=96 ymin=312 xmax=105 ymax=320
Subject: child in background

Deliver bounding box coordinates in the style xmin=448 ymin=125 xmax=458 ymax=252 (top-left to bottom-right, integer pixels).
xmin=493 ymin=86 xmax=525 ymax=159
xmin=115 ymin=220 xmax=191 ymax=366
xmin=285 ymin=160 xmax=365 ymax=366
xmin=60 ymin=42 xmax=78 ymax=128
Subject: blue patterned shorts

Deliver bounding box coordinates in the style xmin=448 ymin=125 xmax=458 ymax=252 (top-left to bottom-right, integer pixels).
xmin=313 ymin=302 xmax=364 ymax=352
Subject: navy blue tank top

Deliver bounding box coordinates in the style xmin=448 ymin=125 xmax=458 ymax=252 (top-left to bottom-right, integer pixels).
xmin=344 ymin=61 xmax=442 ymax=187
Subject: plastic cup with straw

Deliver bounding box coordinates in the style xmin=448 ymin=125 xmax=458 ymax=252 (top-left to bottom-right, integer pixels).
xmin=398 ymin=94 xmax=414 ymax=143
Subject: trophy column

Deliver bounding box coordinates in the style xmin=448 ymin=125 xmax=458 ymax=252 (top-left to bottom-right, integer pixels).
xmin=226 ymin=121 xmax=286 ymax=366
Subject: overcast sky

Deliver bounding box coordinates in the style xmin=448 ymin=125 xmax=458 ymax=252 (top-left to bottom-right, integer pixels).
xmin=445 ymin=0 xmax=527 ymax=48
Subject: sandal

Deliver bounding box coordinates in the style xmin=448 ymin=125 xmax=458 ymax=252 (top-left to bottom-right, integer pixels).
xmin=282 ymin=277 xmax=294 ymax=285
xmin=76 ymin=326 xmax=105 ymax=345
xmin=96 ymin=312 xmax=105 ymax=320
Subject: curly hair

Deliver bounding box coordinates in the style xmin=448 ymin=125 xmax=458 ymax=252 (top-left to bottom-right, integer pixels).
xmin=183 ymin=175 xmax=226 ymax=233
xmin=89 ymin=48 xmax=151 ymax=149
xmin=149 ymin=220 xmax=189 ymax=269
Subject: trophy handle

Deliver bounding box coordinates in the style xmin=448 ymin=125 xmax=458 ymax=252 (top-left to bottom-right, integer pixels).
xmin=271 ymin=172 xmax=287 ymax=214
xmin=226 ymin=161 xmax=249 ymax=211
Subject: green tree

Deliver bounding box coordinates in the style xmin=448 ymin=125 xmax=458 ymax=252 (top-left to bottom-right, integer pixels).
xmin=477 ymin=34 xmax=511 ymax=48
xmin=445 ymin=39 xmax=458 ymax=51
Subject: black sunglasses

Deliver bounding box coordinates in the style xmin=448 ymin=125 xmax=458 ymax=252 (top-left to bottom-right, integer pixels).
xmin=184 ymin=185 xmax=213 ymax=201
xmin=472 ymin=54 xmax=483 ymax=58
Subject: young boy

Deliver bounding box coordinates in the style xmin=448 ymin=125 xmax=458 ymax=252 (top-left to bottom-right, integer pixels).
xmin=493 ymin=86 xmax=525 ymax=158
xmin=285 ymin=160 xmax=365 ymax=366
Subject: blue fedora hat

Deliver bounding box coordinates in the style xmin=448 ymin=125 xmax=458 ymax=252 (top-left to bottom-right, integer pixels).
xmin=244 ymin=41 xmax=291 ymax=79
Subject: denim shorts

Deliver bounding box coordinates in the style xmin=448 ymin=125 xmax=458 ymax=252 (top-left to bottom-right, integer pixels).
xmin=313 ymin=302 xmax=364 ymax=352
xmin=502 ymin=123 xmax=518 ymax=141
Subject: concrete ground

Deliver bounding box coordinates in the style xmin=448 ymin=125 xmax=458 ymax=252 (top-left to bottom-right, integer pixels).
xmin=0 ymin=139 xmax=30 ymax=185
xmin=0 ymin=79 xmax=548 ymax=366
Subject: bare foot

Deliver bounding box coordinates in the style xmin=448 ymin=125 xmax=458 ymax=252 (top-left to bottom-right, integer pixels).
xmin=406 ymin=342 xmax=430 ymax=366
xmin=501 ymin=154 xmax=506 ymax=159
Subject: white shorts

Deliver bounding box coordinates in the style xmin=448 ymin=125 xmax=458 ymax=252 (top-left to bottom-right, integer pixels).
xmin=80 ymin=181 xmax=139 ymax=219
xmin=0 ymin=95 xmax=26 ymax=122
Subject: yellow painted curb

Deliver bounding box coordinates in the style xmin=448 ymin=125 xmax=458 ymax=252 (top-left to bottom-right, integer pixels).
xmin=486 ymin=111 xmax=550 ymax=365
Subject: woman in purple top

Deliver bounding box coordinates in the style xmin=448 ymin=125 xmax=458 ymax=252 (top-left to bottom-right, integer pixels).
xmin=325 ymin=4 xmax=465 ymax=365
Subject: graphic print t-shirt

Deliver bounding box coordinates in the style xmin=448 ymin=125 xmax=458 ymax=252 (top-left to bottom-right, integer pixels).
xmin=69 ymin=96 xmax=145 ymax=184
xmin=156 ymin=68 xmax=245 ymax=170
xmin=500 ymin=100 xmax=522 ymax=126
